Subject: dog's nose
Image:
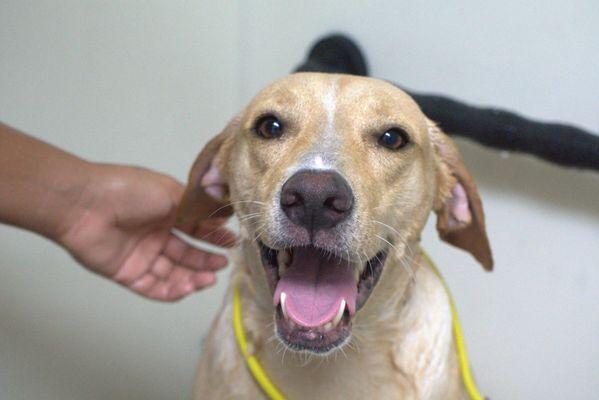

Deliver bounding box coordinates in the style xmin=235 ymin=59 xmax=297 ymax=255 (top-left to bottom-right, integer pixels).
xmin=280 ymin=170 xmax=354 ymax=231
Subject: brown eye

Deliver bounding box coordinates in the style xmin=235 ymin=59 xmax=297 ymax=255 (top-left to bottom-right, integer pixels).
xmin=255 ymin=115 xmax=284 ymax=139
xmin=378 ymin=128 xmax=410 ymax=150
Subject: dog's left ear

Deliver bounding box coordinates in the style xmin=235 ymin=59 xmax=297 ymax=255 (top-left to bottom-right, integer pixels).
xmin=175 ymin=116 xmax=240 ymax=236
xmin=429 ymin=120 xmax=494 ymax=271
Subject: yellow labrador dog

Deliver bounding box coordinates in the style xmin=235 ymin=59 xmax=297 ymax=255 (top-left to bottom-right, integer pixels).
xmin=176 ymin=73 xmax=493 ymax=399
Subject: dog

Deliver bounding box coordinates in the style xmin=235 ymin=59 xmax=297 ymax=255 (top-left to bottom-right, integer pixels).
xmin=176 ymin=72 xmax=493 ymax=399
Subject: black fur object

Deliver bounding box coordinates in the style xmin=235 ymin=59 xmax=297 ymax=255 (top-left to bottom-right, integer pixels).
xmin=295 ymin=34 xmax=599 ymax=171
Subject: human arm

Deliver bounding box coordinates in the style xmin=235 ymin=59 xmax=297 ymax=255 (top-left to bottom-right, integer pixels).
xmin=0 ymin=122 xmax=236 ymax=301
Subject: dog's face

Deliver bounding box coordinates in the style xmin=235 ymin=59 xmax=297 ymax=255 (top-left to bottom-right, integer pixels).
xmin=177 ymin=73 xmax=492 ymax=355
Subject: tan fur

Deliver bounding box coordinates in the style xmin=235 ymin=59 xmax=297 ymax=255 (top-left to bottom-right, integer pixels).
xmin=178 ymin=73 xmax=492 ymax=399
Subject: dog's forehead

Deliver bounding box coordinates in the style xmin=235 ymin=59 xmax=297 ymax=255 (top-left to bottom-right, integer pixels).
xmin=247 ymin=73 xmax=423 ymax=121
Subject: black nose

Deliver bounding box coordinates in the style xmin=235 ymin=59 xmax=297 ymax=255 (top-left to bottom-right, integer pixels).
xmin=280 ymin=170 xmax=354 ymax=231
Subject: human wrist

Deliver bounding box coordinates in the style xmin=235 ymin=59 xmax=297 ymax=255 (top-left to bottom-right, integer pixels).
xmin=42 ymin=158 xmax=101 ymax=244
xmin=0 ymin=124 xmax=99 ymax=242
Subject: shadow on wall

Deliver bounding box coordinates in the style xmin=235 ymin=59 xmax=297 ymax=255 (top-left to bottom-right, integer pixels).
xmin=456 ymin=138 xmax=599 ymax=220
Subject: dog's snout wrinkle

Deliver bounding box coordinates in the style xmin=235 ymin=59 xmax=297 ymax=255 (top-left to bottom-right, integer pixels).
xmin=280 ymin=170 xmax=353 ymax=232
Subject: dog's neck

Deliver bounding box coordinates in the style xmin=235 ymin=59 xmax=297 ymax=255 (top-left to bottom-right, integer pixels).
xmin=233 ymin=241 xmax=466 ymax=399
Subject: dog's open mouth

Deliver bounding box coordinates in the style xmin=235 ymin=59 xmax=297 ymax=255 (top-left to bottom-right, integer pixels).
xmin=259 ymin=242 xmax=388 ymax=354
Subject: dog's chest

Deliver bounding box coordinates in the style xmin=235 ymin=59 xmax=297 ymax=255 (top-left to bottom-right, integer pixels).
xmin=259 ymin=347 xmax=417 ymax=400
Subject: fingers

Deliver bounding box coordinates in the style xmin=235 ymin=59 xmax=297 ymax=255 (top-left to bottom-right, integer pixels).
xmin=118 ymin=231 xmax=231 ymax=302
xmin=129 ymin=256 xmax=219 ymax=302
xmin=150 ymin=270 xmax=217 ymax=301
xmin=130 ymin=273 xmax=158 ymax=292
xmin=163 ymin=235 xmax=229 ymax=271
xmin=168 ymin=271 xmax=216 ymax=300
xmin=149 ymin=255 xmax=173 ymax=279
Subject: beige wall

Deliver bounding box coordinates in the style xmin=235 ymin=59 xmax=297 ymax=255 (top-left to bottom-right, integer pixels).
xmin=1 ymin=1 xmax=597 ymax=399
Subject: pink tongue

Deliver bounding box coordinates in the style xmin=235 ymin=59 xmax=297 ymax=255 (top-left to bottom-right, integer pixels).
xmin=274 ymin=247 xmax=357 ymax=328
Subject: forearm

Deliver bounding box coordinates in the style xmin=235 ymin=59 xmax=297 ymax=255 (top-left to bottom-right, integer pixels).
xmin=0 ymin=122 xmax=95 ymax=241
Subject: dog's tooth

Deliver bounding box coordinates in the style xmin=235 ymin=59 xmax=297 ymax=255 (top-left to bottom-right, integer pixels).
xmin=332 ymin=299 xmax=346 ymax=327
xmin=324 ymin=322 xmax=333 ymax=332
xmin=280 ymin=292 xmax=289 ymax=320
xmin=354 ymin=267 xmax=360 ymax=282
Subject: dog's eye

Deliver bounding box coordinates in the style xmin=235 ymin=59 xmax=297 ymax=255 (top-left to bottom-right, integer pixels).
xmin=378 ymin=128 xmax=410 ymax=150
xmin=255 ymin=115 xmax=284 ymax=139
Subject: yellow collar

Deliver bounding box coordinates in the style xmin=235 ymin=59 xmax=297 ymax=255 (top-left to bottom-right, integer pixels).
xmin=233 ymin=250 xmax=485 ymax=400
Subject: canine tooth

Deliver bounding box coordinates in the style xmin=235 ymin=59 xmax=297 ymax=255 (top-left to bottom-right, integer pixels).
xmin=332 ymin=299 xmax=346 ymax=327
xmin=324 ymin=322 xmax=333 ymax=332
xmin=354 ymin=267 xmax=360 ymax=282
xmin=280 ymin=292 xmax=289 ymax=320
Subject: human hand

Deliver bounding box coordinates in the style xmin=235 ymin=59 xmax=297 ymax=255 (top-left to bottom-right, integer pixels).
xmin=57 ymin=164 xmax=237 ymax=301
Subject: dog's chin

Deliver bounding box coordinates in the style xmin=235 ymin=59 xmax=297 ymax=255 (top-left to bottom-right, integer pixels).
xmin=259 ymin=241 xmax=388 ymax=355
xmin=274 ymin=304 xmax=352 ymax=354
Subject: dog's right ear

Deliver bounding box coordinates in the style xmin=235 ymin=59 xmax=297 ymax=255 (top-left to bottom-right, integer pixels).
xmin=175 ymin=116 xmax=240 ymax=235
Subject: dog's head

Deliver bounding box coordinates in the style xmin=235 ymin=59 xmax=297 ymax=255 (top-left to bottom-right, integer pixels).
xmin=177 ymin=73 xmax=492 ymax=354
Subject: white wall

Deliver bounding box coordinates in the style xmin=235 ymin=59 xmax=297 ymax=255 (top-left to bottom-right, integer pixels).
xmin=0 ymin=2 xmax=597 ymax=399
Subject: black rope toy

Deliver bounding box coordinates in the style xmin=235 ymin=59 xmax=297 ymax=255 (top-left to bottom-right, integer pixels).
xmin=295 ymin=34 xmax=599 ymax=172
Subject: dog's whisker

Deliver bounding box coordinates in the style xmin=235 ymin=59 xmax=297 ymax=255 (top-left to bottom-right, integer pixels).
xmin=265 ymin=321 xmax=276 ymax=329
xmin=206 ymin=200 xmax=266 ymax=219
xmin=197 ymin=225 xmax=233 ymax=243
xmin=240 ymin=219 xmax=266 ymax=233
xmin=345 ymin=249 xmax=352 ymax=274
xmin=348 ymin=337 xmax=361 ymax=354
xmin=402 ymin=243 xmax=419 ymax=282
xmin=281 ymin=345 xmax=289 ymax=365
xmin=266 ymin=333 xmax=280 ymax=345
xmin=243 ymin=220 xmax=265 ymax=231
xmin=237 ymin=210 xmax=263 ymax=216
xmin=316 ymin=354 xmax=327 ymax=368
xmin=239 ymin=216 xmax=262 ymax=225
xmin=338 ymin=344 xmax=348 ymax=360
xmin=373 ymin=230 xmax=401 ymax=251
xmin=301 ymin=352 xmax=314 ymax=367
xmin=237 ymin=212 xmax=263 ymax=221
xmin=372 ymin=219 xmax=403 ymax=239
xmin=371 ymin=220 xmax=411 ymax=251
xmin=251 ymin=224 xmax=268 ymax=244
xmin=373 ymin=233 xmax=416 ymax=282
xmin=398 ymin=256 xmax=416 ymax=282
